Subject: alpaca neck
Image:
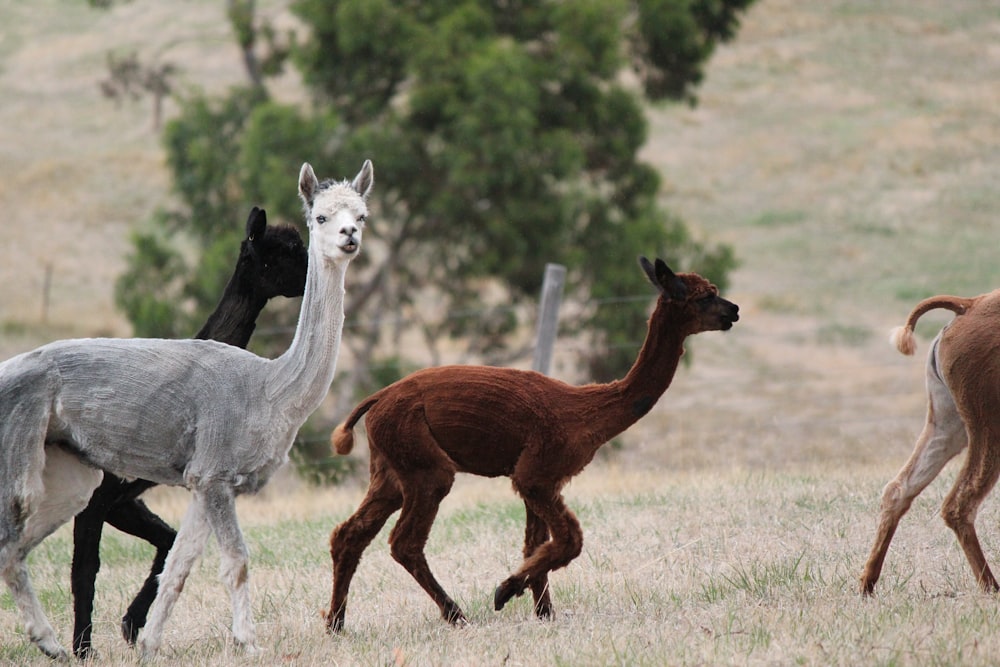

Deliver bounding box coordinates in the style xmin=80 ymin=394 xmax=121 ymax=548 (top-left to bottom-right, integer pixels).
xmin=586 ymin=300 xmax=688 ymax=444
xmin=266 ymin=252 xmax=347 ymax=424
xmin=194 ymin=267 xmax=267 ymax=348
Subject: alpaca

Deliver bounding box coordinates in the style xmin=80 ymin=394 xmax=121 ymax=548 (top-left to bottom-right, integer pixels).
xmin=860 ymin=291 xmax=1000 ymax=594
xmin=324 ymin=257 xmax=739 ymax=631
xmin=0 ymin=159 xmax=372 ymax=660
xmin=70 ymin=206 xmax=308 ymax=659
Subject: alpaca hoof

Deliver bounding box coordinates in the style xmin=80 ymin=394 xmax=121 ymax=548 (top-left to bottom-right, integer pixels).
xmin=37 ymin=642 xmax=69 ymax=663
xmin=325 ymin=614 xmax=345 ymax=634
xmin=137 ymin=635 xmax=160 ymax=661
xmin=443 ymin=602 xmax=469 ymax=626
xmin=121 ymin=615 xmax=141 ymax=645
xmin=236 ymin=640 xmax=262 ymax=656
xmin=534 ymin=602 xmax=554 ymax=619
xmin=493 ymin=580 xmax=524 ymax=611
xmin=31 ymin=630 xmax=69 ymax=662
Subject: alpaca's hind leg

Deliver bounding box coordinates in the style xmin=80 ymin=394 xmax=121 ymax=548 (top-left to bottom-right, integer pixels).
xmin=11 ymin=446 xmax=103 ymax=661
xmin=523 ymin=504 xmax=553 ymax=618
xmin=389 ymin=467 xmax=466 ymax=625
xmin=327 ymin=460 xmax=403 ymax=632
xmin=3 ymin=560 xmax=67 ymax=661
xmin=105 ymin=496 xmax=176 ymax=645
xmin=137 ymin=496 xmax=213 ymax=659
xmin=940 ymin=435 xmax=1000 ymax=592
xmin=0 ymin=508 xmax=63 ymax=660
xmin=860 ymin=367 xmax=966 ymax=594
xmin=201 ymin=484 xmax=257 ymax=652
xmin=495 ymin=484 xmax=582 ymax=613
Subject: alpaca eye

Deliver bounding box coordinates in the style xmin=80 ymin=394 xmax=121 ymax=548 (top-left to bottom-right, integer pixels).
xmin=358 ymin=214 xmax=367 ymax=224
xmin=316 ymin=215 xmax=327 ymax=225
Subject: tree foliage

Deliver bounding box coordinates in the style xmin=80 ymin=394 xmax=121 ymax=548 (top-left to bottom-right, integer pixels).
xmin=115 ymin=0 xmax=754 ymax=476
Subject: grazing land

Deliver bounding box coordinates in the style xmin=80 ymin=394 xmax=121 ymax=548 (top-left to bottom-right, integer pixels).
xmin=1 ymin=0 xmax=999 ymax=664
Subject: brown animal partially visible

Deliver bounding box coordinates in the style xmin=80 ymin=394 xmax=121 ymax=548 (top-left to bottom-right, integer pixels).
xmin=860 ymin=290 xmax=1000 ymax=595
xmin=324 ymin=257 xmax=740 ymax=632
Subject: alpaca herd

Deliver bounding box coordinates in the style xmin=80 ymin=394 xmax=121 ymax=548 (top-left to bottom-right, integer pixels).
xmin=0 ymin=157 xmax=996 ymax=660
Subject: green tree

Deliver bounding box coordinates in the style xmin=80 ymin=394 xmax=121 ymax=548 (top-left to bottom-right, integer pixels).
xmin=288 ymin=0 xmax=750 ymax=380
xmin=115 ymin=0 xmax=753 ymax=477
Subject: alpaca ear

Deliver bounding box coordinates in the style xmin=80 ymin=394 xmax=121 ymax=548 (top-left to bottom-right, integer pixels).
xmin=655 ymin=258 xmax=687 ymax=301
xmin=245 ymin=207 xmax=267 ymax=244
xmin=639 ymin=256 xmax=657 ymax=286
xmin=640 ymin=256 xmax=687 ymax=300
xmin=298 ymin=163 xmax=319 ymax=206
xmin=351 ymin=159 xmax=374 ymax=199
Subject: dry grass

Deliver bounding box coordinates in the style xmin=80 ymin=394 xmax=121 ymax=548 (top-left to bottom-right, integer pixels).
xmin=3 ymin=0 xmax=1000 ymax=664
xmin=5 ymin=466 xmax=1000 ymax=665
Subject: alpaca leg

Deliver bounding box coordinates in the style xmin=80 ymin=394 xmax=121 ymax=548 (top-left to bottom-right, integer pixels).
xmin=860 ymin=370 xmax=967 ymax=594
xmin=495 ymin=485 xmax=582 ymax=613
xmin=3 ymin=560 xmax=67 ymax=661
xmin=0 ymin=509 xmax=65 ymax=660
xmin=3 ymin=509 xmax=69 ymax=661
xmin=389 ymin=468 xmax=467 ymax=625
xmin=940 ymin=436 xmax=1000 ymax=592
xmin=523 ymin=504 xmax=553 ymax=618
xmin=327 ymin=462 xmax=403 ymax=632
xmin=137 ymin=496 xmax=212 ymax=659
xmin=71 ymin=494 xmax=109 ymax=659
xmin=10 ymin=446 xmax=102 ymax=660
xmin=106 ymin=497 xmax=176 ymax=644
xmin=201 ymin=484 xmax=257 ymax=652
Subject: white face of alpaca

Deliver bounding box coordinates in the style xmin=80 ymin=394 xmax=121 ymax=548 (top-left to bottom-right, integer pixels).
xmin=299 ymin=160 xmax=374 ymax=264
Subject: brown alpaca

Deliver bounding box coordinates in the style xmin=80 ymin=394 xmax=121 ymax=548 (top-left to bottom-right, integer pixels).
xmin=324 ymin=257 xmax=739 ymax=631
xmin=860 ymin=290 xmax=1000 ymax=594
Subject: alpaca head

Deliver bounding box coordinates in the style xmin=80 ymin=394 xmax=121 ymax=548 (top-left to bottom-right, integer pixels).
xmin=241 ymin=207 xmax=308 ymax=300
xmin=639 ymin=256 xmax=739 ymax=334
xmin=298 ymin=160 xmax=374 ymax=265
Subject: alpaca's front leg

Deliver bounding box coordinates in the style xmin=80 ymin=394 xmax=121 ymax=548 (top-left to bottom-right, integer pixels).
xmin=138 ymin=498 xmax=212 ymax=658
xmin=201 ymin=484 xmax=258 ymax=652
xmin=523 ymin=503 xmax=553 ymax=618
xmin=496 ymin=487 xmax=582 ymax=613
xmin=71 ymin=500 xmax=108 ymax=658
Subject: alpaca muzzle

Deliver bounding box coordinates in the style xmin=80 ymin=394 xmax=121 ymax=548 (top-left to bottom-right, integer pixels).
xmin=340 ymin=235 xmax=359 ymax=254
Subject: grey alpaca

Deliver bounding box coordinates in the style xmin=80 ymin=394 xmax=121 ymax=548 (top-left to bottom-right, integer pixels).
xmin=0 ymin=160 xmax=372 ymax=660
xmin=70 ymin=206 xmax=307 ymax=659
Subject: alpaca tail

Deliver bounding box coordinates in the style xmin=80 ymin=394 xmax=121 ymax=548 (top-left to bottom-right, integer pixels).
xmin=890 ymin=295 xmax=976 ymax=356
xmin=330 ymin=395 xmax=380 ymax=455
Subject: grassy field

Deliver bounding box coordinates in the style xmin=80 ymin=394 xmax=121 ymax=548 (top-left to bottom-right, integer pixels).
xmin=5 ymin=467 xmax=1000 ymax=666
xmin=2 ymin=0 xmax=1000 ymax=664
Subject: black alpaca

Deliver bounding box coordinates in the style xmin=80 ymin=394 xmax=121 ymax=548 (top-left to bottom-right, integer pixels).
xmin=70 ymin=207 xmax=307 ymax=659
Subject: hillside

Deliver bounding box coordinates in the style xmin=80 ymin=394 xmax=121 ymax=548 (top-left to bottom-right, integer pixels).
xmin=1 ymin=0 xmax=998 ymax=472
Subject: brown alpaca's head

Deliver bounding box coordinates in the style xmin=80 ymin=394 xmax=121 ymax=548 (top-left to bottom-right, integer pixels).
xmin=639 ymin=256 xmax=740 ymax=333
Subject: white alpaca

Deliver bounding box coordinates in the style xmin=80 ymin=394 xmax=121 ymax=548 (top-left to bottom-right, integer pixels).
xmin=0 ymin=160 xmax=372 ymax=660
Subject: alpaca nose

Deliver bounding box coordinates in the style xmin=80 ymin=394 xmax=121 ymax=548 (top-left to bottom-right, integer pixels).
xmin=341 ymin=224 xmax=358 ymax=238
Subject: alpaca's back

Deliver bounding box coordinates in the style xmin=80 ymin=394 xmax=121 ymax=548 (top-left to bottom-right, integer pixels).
xmin=4 ymin=337 xmax=279 ymax=487
xmin=366 ymin=365 xmax=588 ymax=477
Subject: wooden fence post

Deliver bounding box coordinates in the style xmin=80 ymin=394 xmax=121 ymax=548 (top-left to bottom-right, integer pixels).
xmin=531 ymin=263 xmax=566 ymax=375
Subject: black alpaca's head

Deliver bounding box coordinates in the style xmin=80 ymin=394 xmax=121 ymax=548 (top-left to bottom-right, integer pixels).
xmin=241 ymin=207 xmax=308 ymax=300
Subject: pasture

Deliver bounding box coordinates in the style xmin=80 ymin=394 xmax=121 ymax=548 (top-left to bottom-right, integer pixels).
xmin=2 ymin=0 xmax=1000 ymax=664
xmin=4 ymin=465 xmax=1000 ymax=665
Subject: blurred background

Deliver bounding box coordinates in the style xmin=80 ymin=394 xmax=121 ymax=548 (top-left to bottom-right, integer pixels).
xmin=1 ymin=0 xmax=997 ymax=483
